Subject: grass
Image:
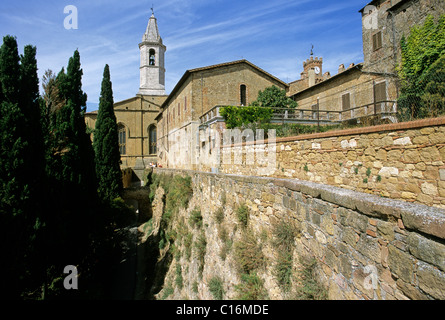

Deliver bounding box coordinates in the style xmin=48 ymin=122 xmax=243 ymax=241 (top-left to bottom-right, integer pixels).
xmin=195 ymin=232 xmax=207 ymax=275
xmin=235 ymin=272 xmax=269 ymax=300
xmin=214 ymin=207 xmax=224 ymax=223
xmin=209 ymin=276 xmax=225 ymax=300
xmin=294 ymin=257 xmax=328 ymax=300
xmin=234 ymin=228 xmax=265 ymax=274
xmin=175 ymin=263 xmax=183 ymax=289
xmin=271 ymin=219 xmax=298 ymax=292
xmin=189 ymin=207 xmax=203 ymax=228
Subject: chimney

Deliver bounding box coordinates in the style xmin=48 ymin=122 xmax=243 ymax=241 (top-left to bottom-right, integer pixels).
xmin=308 ymin=68 xmax=316 ymax=87
xmin=338 ymin=64 xmax=345 ymax=73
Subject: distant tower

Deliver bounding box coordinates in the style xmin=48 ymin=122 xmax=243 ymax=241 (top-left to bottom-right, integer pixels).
xmin=300 ymin=56 xmax=323 ymax=87
xmin=138 ymin=12 xmax=166 ymax=96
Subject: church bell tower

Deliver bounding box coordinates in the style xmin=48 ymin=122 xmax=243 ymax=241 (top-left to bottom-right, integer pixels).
xmin=138 ymin=11 xmax=166 ymax=96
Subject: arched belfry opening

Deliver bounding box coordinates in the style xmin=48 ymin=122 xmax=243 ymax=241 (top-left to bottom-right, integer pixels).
xmin=149 ymin=49 xmax=155 ymax=66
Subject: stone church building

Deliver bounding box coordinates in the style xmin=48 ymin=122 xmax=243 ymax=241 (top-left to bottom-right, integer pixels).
xmin=86 ymin=13 xmax=168 ymax=179
xmin=86 ymin=0 xmax=445 ymax=176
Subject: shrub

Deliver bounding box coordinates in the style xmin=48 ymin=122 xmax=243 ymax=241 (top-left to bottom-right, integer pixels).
xmin=220 ymin=105 xmax=274 ymax=129
xmin=236 ymin=204 xmax=249 ymax=227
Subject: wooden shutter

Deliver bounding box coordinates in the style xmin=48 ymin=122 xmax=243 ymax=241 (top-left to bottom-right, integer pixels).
xmin=373 ymin=31 xmax=382 ymax=51
xmin=342 ymin=93 xmax=351 ymax=111
xmin=374 ymin=81 xmax=386 ymax=102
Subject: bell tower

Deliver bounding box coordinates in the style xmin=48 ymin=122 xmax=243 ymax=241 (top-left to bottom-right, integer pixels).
xmin=300 ymin=56 xmax=323 ymax=82
xmin=138 ymin=11 xmax=166 ymax=96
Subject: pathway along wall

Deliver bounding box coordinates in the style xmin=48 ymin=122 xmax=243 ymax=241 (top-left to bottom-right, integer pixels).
xmin=219 ymin=117 xmax=445 ymax=209
xmin=153 ymin=168 xmax=445 ymax=300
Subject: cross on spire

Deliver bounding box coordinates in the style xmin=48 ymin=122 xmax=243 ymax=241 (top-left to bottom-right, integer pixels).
xmin=151 ymin=4 xmax=154 ymax=15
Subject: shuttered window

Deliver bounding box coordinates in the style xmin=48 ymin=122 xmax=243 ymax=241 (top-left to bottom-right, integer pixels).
xmin=342 ymin=93 xmax=351 ymax=111
xmin=374 ymin=81 xmax=387 ymax=102
xmin=373 ymin=31 xmax=383 ymax=51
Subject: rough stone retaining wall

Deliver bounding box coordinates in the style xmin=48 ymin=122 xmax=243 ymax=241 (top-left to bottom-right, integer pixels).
xmin=154 ymin=168 xmax=445 ymax=300
xmin=219 ymin=117 xmax=445 ymax=209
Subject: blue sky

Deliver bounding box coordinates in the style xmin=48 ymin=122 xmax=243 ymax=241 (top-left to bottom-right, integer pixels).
xmin=0 ymin=0 xmax=367 ymax=112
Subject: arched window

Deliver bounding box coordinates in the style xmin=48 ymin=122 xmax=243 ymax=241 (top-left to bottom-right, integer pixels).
xmin=118 ymin=124 xmax=126 ymax=155
xmin=149 ymin=49 xmax=156 ymax=66
xmin=149 ymin=125 xmax=157 ymax=155
xmin=240 ymin=84 xmax=247 ymax=106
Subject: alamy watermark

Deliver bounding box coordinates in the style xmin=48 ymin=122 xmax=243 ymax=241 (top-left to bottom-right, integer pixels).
xmin=64 ymin=5 xmax=78 ymax=30
xmin=162 ymin=127 xmax=277 ymax=176
xmin=63 ymin=265 xmax=79 ymax=290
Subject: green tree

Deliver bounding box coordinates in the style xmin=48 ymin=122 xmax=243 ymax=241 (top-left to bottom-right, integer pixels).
xmin=0 ymin=36 xmax=45 ymax=298
xmin=252 ymin=85 xmax=298 ymax=110
xmin=42 ymin=50 xmax=99 ymax=298
xmin=94 ymin=64 xmax=123 ymax=201
xmin=0 ymin=35 xmax=20 ymax=104
xmin=220 ymin=105 xmax=274 ymax=129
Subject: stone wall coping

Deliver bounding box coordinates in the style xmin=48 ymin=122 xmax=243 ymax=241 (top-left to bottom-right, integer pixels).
xmin=221 ymin=116 xmax=445 ymax=148
xmin=152 ymin=167 xmax=445 ymax=240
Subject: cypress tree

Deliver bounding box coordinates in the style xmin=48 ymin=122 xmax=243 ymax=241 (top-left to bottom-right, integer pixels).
xmin=43 ymin=50 xmax=99 ymax=296
xmin=0 ymin=35 xmax=40 ymax=298
xmin=94 ymin=64 xmax=123 ymax=201
xmin=0 ymin=35 xmax=20 ymax=105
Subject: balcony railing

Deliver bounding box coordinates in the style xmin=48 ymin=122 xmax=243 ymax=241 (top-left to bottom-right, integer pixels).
xmin=199 ymin=101 xmax=398 ymax=127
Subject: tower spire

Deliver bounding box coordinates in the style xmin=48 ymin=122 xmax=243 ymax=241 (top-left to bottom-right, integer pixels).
xmin=138 ymin=10 xmax=166 ymax=96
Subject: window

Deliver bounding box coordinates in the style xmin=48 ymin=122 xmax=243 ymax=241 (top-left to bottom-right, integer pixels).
xmin=240 ymin=84 xmax=247 ymax=106
xmin=149 ymin=125 xmax=157 ymax=155
xmin=342 ymin=93 xmax=351 ymax=111
xmin=184 ymin=96 xmax=187 ymax=112
xmin=372 ymin=31 xmax=383 ymax=51
xmin=374 ymin=81 xmax=387 ymax=102
xmin=118 ymin=124 xmax=126 ymax=155
xmin=149 ymin=49 xmax=156 ymax=66
xmin=374 ymin=81 xmax=387 ymax=113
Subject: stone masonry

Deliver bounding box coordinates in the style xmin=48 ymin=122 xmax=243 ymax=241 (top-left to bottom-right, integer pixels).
xmin=153 ymin=168 xmax=445 ymax=300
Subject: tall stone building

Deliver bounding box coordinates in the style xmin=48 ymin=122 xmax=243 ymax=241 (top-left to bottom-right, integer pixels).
xmin=359 ymin=0 xmax=445 ymax=74
xmin=86 ymin=12 xmax=168 ymax=180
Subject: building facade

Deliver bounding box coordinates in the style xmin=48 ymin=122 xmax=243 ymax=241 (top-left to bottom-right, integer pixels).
xmin=360 ymin=0 xmax=445 ymax=74
xmin=156 ymin=60 xmax=288 ymax=170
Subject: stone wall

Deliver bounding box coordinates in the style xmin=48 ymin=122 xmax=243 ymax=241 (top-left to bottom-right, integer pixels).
xmin=152 ymin=168 xmax=445 ymax=300
xmin=220 ymin=117 xmax=445 ymax=209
